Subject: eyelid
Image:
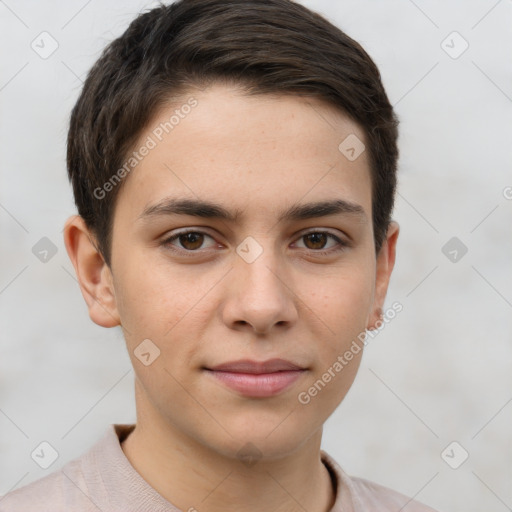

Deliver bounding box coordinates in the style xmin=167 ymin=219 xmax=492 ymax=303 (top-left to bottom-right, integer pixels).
xmin=297 ymin=227 xmax=347 ymax=241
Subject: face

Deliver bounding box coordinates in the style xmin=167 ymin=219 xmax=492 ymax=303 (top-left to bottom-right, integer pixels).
xmin=65 ymin=83 xmax=398 ymax=461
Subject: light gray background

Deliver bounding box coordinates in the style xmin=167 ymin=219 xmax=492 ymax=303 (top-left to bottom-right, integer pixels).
xmin=1 ymin=1 xmax=511 ymax=510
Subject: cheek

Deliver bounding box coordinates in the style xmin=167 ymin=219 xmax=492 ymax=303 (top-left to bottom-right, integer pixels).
xmin=296 ymin=274 xmax=370 ymax=420
xmin=115 ymin=264 xmax=205 ymax=395
xmin=304 ymin=264 xmax=374 ymax=399
xmin=310 ymin=266 xmax=375 ymax=336
xmin=113 ymin=256 xmax=218 ymax=378
xmin=114 ymin=257 xmax=189 ymax=333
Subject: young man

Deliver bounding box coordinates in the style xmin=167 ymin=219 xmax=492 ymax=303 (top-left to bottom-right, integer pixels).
xmin=0 ymin=0 xmax=438 ymax=510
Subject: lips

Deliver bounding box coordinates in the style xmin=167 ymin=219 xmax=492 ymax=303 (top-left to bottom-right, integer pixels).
xmin=204 ymin=358 xmax=307 ymax=398
xmin=208 ymin=358 xmax=305 ymax=374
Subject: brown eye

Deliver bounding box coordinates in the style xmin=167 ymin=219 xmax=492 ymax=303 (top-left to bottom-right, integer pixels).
xmin=176 ymin=232 xmax=204 ymax=250
xmin=162 ymin=230 xmax=216 ymax=252
xmin=303 ymin=232 xmax=329 ymax=250
xmin=295 ymin=231 xmax=345 ymax=254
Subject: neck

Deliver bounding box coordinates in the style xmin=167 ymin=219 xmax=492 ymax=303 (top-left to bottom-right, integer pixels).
xmin=121 ymin=388 xmax=335 ymax=512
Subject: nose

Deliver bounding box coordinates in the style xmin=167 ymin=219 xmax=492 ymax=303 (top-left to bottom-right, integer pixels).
xmin=221 ymin=241 xmax=298 ymax=335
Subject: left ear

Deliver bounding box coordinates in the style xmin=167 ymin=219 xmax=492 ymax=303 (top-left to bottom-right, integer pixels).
xmin=367 ymin=221 xmax=400 ymax=330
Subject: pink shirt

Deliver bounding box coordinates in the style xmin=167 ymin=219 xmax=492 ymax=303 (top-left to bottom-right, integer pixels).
xmin=0 ymin=424 xmax=438 ymax=511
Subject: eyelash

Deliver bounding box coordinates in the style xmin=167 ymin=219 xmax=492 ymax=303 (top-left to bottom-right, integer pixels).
xmin=161 ymin=229 xmax=349 ymax=258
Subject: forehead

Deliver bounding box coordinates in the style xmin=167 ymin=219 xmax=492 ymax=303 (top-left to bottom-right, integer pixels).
xmin=113 ymin=84 xmax=372 ymax=227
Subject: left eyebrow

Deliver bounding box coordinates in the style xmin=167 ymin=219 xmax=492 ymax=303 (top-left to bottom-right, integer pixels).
xmin=137 ymin=197 xmax=368 ymax=224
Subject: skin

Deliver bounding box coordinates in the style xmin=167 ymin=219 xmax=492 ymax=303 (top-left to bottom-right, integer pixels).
xmin=64 ymin=83 xmax=399 ymax=512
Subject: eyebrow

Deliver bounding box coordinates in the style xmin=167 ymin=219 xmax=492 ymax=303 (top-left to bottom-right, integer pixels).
xmin=137 ymin=197 xmax=367 ymax=224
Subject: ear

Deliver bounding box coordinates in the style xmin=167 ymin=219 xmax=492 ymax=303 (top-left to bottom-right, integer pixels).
xmin=367 ymin=221 xmax=399 ymax=330
xmin=63 ymin=215 xmax=120 ymax=328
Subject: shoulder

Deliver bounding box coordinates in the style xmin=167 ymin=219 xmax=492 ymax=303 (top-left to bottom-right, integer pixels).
xmin=320 ymin=450 xmax=439 ymax=512
xmin=0 ymin=425 xmax=126 ymax=512
xmin=349 ymin=475 xmax=439 ymax=511
xmin=0 ymin=458 xmax=97 ymax=512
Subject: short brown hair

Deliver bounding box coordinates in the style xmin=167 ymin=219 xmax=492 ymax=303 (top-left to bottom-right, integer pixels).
xmin=67 ymin=0 xmax=399 ymax=268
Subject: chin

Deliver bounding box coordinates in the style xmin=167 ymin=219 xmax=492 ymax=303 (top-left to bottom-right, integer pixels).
xmin=203 ymin=418 xmax=318 ymax=463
